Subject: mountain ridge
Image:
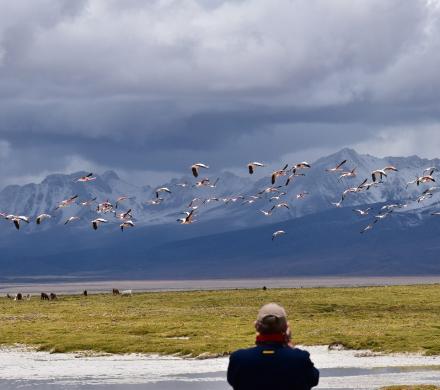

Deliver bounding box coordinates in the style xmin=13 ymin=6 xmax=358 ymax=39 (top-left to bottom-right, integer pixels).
xmin=1 ymin=148 xmax=440 ymax=280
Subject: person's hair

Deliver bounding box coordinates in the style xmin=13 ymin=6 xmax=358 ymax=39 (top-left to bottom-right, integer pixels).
xmin=256 ymin=315 xmax=287 ymax=334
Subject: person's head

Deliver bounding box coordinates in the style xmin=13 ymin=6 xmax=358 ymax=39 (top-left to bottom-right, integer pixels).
xmin=255 ymin=303 xmax=288 ymax=335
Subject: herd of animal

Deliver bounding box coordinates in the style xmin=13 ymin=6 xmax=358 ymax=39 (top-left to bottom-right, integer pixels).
xmin=0 ymin=159 xmax=439 ymax=239
xmin=3 ymin=289 xmax=133 ymax=301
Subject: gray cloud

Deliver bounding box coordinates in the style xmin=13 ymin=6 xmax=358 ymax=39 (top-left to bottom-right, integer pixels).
xmin=1 ymin=0 xmax=440 ymax=187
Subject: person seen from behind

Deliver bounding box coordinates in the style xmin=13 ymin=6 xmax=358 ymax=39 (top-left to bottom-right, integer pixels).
xmin=227 ymin=303 xmax=319 ymax=390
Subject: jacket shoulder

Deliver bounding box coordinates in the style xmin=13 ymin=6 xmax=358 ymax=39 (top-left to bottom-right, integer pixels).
xmin=287 ymin=347 xmax=312 ymax=358
xmin=230 ymin=346 xmax=260 ymax=359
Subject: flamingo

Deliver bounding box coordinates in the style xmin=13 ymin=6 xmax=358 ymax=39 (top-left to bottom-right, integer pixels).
xmin=120 ymin=220 xmax=135 ymax=231
xmin=407 ymin=175 xmax=436 ymax=187
xmin=194 ymin=178 xmax=211 ymax=187
xmin=146 ymin=198 xmax=164 ymax=205
xmin=188 ymin=198 xmax=201 ymax=209
xmin=65 ymin=216 xmax=80 ymax=225
xmin=36 ymin=214 xmax=51 ymax=224
xmin=296 ymin=192 xmax=309 ymax=200
xmin=191 ymin=163 xmax=209 ymax=178
xmin=257 ymin=186 xmax=282 ymax=195
xmin=326 ymin=160 xmax=347 ymax=173
xmin=207 ymin=178 xmax=220 ymax=188
xmin=371 ymin=166 xmax=398 ymax=182
xmin=92 ymin=218 xmax=108 ymax=230
xmin=248 ymin=162 xmax=264 ymax=174
xmin=76 ymin=173 xmax=96 ymax=182
xmin=177 ymin=210 xmax=196 ymax=224
xmin=285 ymin=169 xmax=305 ymax=186
xmin=115 ymin=209 xmax=133 ymax=220
xmin=353 ymin=208 xmax=371 ymax=216
xmin=271 ymin=164 xmax=289 ymax=184
xmin=339 ymin=168 xmax=357 ymax=180
xmin=97 ymin=200 xmax=114 ymax=213
xmin=155 ymin=187 xmax=172 ymax=198
xmin=374 ymin=211 xmax=393 ymax=221
xmin=272 ymin=230 xmax=286 ymax=240
xmin=79 ymin=197 xmax=97 ymax=207
xmin=331 ymin=199 xmax=343 ymax=208
xmin=424 ymin=167 xmax=437 ymax=176
xmin=361 ymin=220 xmax=377 ymax=234
xmin=371 ymin=169 xmax=387 ymax=183
xmin=293 ymin=162 xmax=311 ymax=170
xmin=55 ymin=195 xmax=78 ymax=210
xmin=8 ymin=215 xmax=30 ymax=230
xmin=270 ymin=203 xmax=290 ymax=211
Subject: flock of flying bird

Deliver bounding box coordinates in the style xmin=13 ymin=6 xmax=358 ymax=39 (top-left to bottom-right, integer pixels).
xmin=0 ymin=159 xmax=439 ymax=240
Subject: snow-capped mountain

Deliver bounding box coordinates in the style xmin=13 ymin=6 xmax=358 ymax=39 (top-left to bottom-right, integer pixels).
xmin=1 ymin=148 xmax=439 ymax=234
xmin=1 ymin=148 xmax=440 ymax=280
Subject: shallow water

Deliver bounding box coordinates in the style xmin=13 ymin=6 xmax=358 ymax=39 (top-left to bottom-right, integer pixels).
xmin=2 ymin=276 xmax=440 ymax=295
xmin=0 ymin=346 xmax=439 ymax=390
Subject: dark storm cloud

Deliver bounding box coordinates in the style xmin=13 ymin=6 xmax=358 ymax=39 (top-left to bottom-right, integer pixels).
xmin=1 ymin=0 xmax=440 ymax=186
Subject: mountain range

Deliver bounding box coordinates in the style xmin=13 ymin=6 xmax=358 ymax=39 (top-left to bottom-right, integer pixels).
xmin=1 ymin=148 xmax=440 ymax=281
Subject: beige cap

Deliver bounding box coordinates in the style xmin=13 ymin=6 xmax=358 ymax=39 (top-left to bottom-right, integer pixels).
xmin=257 ymin=303 xmax=287 ymax=322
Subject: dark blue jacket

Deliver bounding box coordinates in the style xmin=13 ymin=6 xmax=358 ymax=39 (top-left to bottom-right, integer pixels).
xmin=227 ymin=343 xmax=319 ymax=390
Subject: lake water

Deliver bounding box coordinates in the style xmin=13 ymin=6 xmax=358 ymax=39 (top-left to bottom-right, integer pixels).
xmin=1 ymin=276 xmax=440 ymax=296
xmin=0 ymin=346 xmax=439 ymax=390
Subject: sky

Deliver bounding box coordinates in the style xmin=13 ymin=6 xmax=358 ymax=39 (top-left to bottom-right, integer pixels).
xmin=1 ymin=0 xmax=440 ymax=187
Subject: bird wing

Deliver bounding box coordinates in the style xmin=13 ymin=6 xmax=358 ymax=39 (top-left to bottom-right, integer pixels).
xmin=336 ymin=160 xmax=347 ymax=169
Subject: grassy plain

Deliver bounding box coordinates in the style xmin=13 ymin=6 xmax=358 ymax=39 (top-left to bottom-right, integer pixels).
xmin=381 ymin=387 xmax=440 ymax=390
xmin=1 ymin=284 xmax=439 ymax=356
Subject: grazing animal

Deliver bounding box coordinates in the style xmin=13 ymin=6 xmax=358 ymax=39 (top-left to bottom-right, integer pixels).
xmin=50 ymin=293 xmax=58 ymax=300
xmin=112 ymin=288 xmax=120 ymax=295
xmin=41 ymin=292 xmax=50 ymax=300
xmin=14 ymin=293 xmax=23 ymax=301
xmin=121 ymin=289 xmax=132 ymax=297
xmin=6 ymin=293 xmax=13 ymax=299
xmin=83 ymin=290 xmax=88 ymax=297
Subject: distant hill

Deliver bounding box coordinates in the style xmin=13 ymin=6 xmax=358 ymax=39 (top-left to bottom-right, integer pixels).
xmin=1 ymin=148 xmax=440 ymax=281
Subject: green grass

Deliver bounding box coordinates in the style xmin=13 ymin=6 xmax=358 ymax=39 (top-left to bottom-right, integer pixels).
xmin=381 ymin=386 xmax=440 ymax=390
xmin=1 ymin=284 xmax=440 ymax=356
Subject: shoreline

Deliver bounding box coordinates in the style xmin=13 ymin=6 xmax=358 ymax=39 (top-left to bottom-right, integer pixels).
xmin=1 ymin=276 xmax=440 ymax=295
xmin=1 ymin=343 xmax=440 ymax=360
